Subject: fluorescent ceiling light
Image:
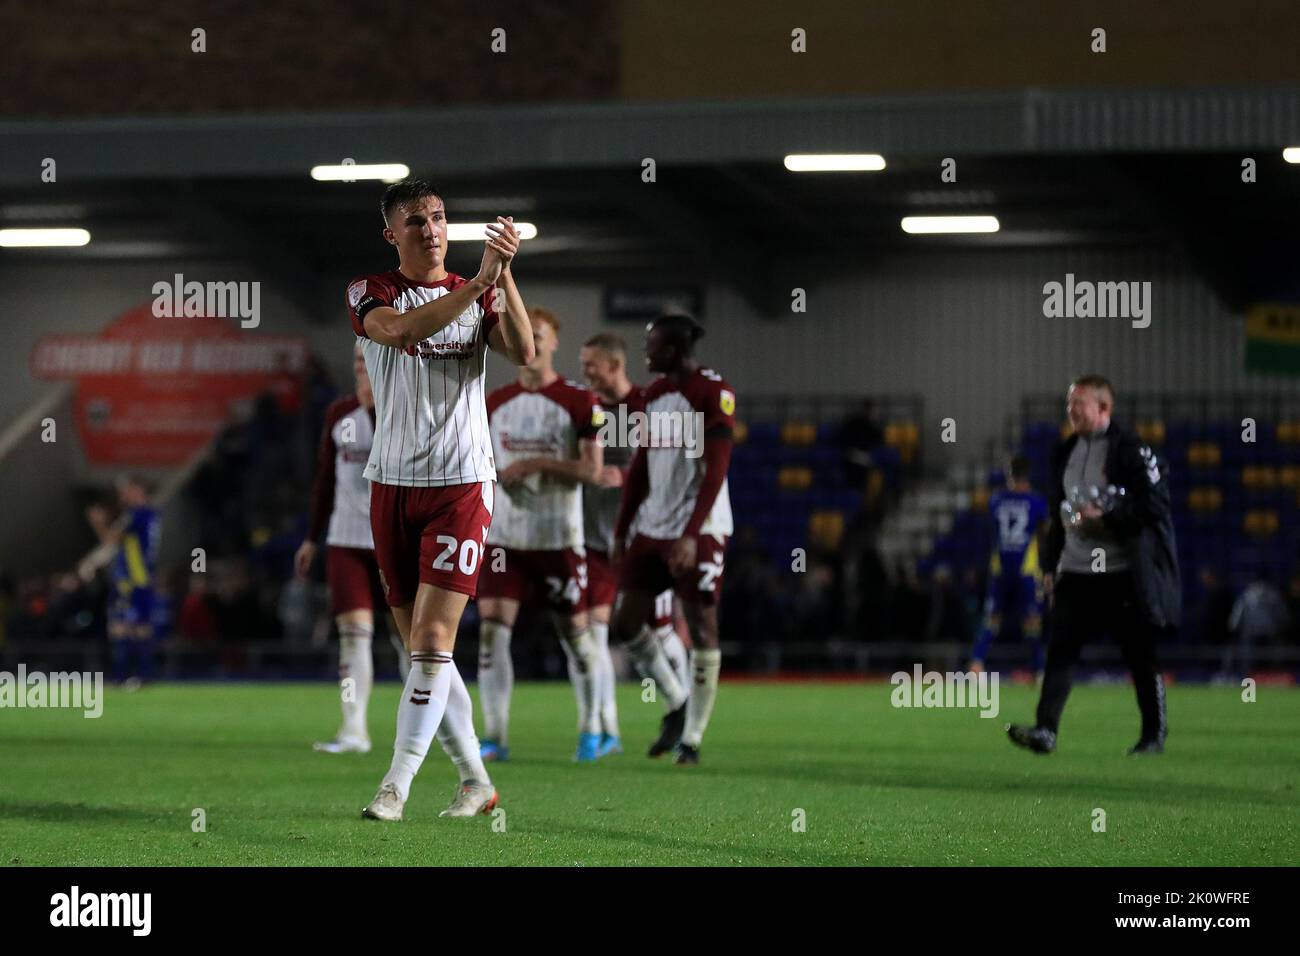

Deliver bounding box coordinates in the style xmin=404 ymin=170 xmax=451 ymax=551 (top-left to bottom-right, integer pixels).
xmin=784 ymin=153 xmax=886 ymax=172
xmin=1283 ymin=148 xmax=1300 ymax=164
xmin=311 ymin=163 xmax=410 ymax=182
xmin=900 ymin=215 xmax=1000 ymax=234
xmin=0 ymin=228 xmax=91 ymax=247
xmin=447 ymin=222 xmax=538 ymax=241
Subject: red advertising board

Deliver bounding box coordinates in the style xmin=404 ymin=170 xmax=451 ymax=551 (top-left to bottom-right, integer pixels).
xmin=31 ymin=304 xmax=308 ymax=466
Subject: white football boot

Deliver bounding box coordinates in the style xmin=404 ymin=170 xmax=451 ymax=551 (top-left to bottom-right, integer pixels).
xmin=438 ymin=781 xmax=499 ymax=818
xmin=314 ymin=735 xmax=371 ymax=754
xmin=361 ymin=782 xmax=405 ymax=821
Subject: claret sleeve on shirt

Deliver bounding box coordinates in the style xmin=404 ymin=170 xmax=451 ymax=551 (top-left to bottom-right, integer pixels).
xmin=346 ymin=274 xmax=397 ymax=338
xmin=700 ymin=374 xmax=737 ymax=433
xmin=573 ymin=386 xmax=605 ymax=441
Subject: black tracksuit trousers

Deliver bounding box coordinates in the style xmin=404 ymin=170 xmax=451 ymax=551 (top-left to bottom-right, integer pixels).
xmin=1035 ymin=571 xmax=1168 ymax=742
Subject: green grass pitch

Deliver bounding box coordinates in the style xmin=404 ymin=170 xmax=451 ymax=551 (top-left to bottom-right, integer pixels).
xmin=1 ymin=680 xmax=1296 ymax=866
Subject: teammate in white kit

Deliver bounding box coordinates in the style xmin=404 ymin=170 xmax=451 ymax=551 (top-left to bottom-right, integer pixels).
xmin=611 ymin=313 xmax=736 ymax=766
xmin=476 ymin=306 xmax=610 ymax=762
xmin=346 ymin=179 xmax=536 ymax=822
xmin=579 ymin=333 xmax=692 ymax=748
xmin=295 ymin=345 xmax=407 ymax=753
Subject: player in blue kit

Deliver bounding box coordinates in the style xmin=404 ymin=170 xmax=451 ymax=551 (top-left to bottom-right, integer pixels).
xmin=969 ymin=456 xmax=1049 ymax=677
xmin=85 ymin=476 xmax=162 ymax=687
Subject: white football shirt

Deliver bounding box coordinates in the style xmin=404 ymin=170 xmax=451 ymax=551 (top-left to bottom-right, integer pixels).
xmin=486 ymin=378 xmax=603 ymax=550
xmin=347 ymin=270 xmax=499 ymax=488
xmin=634 ymin=367 xmax=736 ymax=541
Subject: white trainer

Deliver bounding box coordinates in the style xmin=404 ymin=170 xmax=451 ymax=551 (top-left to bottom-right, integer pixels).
xmin=314 ymin=736 xmax=371 ymax=754
xmin=362 ymin=782 xmax=405 ymax=822
xmin=438 ymin=781 xmax=499 ymax=818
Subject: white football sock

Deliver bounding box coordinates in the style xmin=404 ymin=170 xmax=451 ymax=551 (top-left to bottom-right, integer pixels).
xmin=382 ymin=650 xmax=453 ymax=801
xmin=477 ymin=619 xmax=514 ymax=745
xmin=655 ymin=623 xmax=689 ymax=685
xmin=626 ymin=628 xmax=687 ymax=712
xmin=337 ymin=621 xmax=373 ymax=741
xmin=559 ymin=624 xmax=601 ymax=735
xmin=436 ymin=662 xmax=491 ymax=787
xmin=682 ymin=648 xmax=721 ymax=747
xmin=590 ymin=620 xmax=619 ymax=737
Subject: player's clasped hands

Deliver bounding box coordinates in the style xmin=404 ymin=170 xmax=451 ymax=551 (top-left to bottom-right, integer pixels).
xmin=476 ymin=216 xmax=521 ymax=287
xmin=486 ymin=216 xmax=520 ymax=263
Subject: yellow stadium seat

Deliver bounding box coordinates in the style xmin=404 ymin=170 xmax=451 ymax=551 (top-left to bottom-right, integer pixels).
xmin=780 ymin=421 xmax=816 ymax=446
xmin=1188 ymin=443 xmax=1221 ymax=467
xmin=1188 ymin=487 xmax=1222 ymax=512
xmin=1137 ymin=421 xmax=1166 ymax=445
xmin=1244 ymin=510 xmax=1279 ymax=537
xmin=777 ymin=466 xmax=814 ymax=491
xmin=885 ymin=422 xmax=920 ymax=448
xmin=1279 ymin=465 xmax=1300 ymax=488
xmin=809 ymin=510 xmax=846 ymax=551
xmin=732 ymin=420 xmax=747 ymax=444
xmin=1277 ymin=422 xmax=1300 ymax=444
xmin=971 ymin=487 xmax=991 ymax=513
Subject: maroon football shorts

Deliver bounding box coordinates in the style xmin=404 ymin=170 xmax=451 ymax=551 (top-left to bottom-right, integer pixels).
xmin=617 ymin=533 xmax=728 ymax=607
xmin=477 ymin=546 xmax=589 ymax=615
xmin=368 ymin=480 xmax=495 ymax=606
xmin=589 ymin=548 xmax=674 ymax=625
xmin=325 ymin=545 xmax=384 ymax=615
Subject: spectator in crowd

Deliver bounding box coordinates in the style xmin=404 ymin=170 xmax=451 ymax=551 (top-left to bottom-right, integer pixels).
xmin=1223 ymin=574 xmax=1292 ymax=676
xmin=1191 ymin=566 xmax=1233 ymax=647
xmin=178 ymin=575 xmax=219 ymax=642
xmin=0 ymin=569 xmax=12 ymax=647
xmin=46 ymin=572 xmax=99 ymax=639
xmin=923 ymin=564 xmax=971 ymax=643
xmin=790 ymin=550 xmax=841 ymax=642
xmin=839 ymin=399 xmax=885 ymax=491
xmin=719 ymin=526 xmax=780 ymax=645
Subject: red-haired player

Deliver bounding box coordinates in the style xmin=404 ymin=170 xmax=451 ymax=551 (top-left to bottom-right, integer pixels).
xmin=476 ymin=306 xmax=608 ymax=762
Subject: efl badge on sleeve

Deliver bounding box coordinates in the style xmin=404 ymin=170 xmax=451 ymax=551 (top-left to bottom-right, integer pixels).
xmin=347 ymin=280 xmax=367 ymax=309
xmin=719 ymin=389 xmax=735 ymax=415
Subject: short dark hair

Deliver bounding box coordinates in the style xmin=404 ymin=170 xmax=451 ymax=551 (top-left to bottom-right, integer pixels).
xmin=1072 ymin=374 xmax=1114 ymax=406
xmin=1008 ymin=454 xmax=1031 ymax=482
xmin=583 ymin=332 xmax=627 ymax=358
xmin=381 ymin=179 xmax=444 ymax=226
xmin=650 ymin=312 xmax=705 ymax=356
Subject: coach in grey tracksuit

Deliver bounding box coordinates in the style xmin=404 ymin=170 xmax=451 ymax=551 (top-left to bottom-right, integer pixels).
xmin=1026 ymin=375 xmax=1181 ymax=752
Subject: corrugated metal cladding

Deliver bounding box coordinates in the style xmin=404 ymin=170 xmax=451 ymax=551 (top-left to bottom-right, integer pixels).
xmin=694 ymin=247 xmax=1295 ymax=468
xmin=4 ymin=88 xmax=1300 ymax=184
xmin=1028 ymin=88 xmax=1300 ymax=152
